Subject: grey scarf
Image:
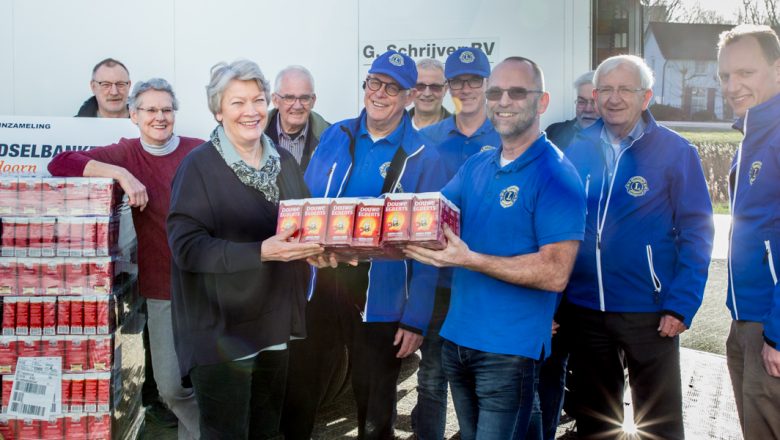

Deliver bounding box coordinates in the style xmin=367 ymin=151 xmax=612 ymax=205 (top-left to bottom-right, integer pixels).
xmin=210 ymin=126 xmax=281 ymax=204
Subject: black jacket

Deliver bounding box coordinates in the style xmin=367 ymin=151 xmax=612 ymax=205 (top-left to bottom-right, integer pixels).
xmin=75 ymin=96 xmax=100 ymax=117
xmin=545 ymin=118 xmax=579 ymax=151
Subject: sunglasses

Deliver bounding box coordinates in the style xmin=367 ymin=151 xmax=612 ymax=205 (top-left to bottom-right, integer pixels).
xmin=485 ymin=87 xmax=543 ymax=101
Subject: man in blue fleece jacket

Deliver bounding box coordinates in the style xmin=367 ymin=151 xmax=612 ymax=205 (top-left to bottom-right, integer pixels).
xmin=564 ymin=55 xmax=714 ymax=440
xmin=718 ymin=24 xmax=780 ymax=439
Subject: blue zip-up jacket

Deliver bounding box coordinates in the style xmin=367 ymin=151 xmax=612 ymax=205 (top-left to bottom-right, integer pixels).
xmin=728 ymin=93 xmax=780 ymax=347
xmin=564 ymin=111 xmax=714 ymax=327
xmin=304 ymin=110 xmax=447 ymax=333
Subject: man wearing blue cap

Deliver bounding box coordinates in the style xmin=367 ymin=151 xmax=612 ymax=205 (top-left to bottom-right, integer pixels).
xmin=412 ymin=46 xmax=502 ymax=440
xmin=303 ymin=50 xmax=447 ymax=440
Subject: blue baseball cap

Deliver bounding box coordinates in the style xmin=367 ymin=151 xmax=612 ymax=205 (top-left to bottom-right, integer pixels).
xmin=445 ymin=47 xmax=491 ymax=79
xmin=368 ymin=50 xmax=417 ymax=90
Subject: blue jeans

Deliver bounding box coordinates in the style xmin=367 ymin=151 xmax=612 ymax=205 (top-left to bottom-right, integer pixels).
xmin=412 ymin=328 xmax=448 ymax=440
xmin=442 ymin=340 xmax=537 ymax=440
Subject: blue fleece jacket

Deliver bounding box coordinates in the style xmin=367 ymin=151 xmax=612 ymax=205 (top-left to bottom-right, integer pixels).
xmin=728 ymin=93 xmax=780 ymax=347
xmin=304 ymin=110 xmax=447 ymax=333
xmin=564 ymin=111 xmax=714 ymax=327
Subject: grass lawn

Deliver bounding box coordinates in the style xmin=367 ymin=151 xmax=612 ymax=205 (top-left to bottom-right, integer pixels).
xmin=678 ymin=130 xmax=743 ymax=145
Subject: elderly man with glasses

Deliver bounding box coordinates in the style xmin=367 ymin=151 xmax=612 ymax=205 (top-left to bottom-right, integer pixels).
xmin=545 ymin=71 xmax=598 ymax=150
xmin=76 ymin=58 xmax=132 ymax=118
xmin=410 ymin=58 xmax=451 ymax=129
xmin=301 ymin=50 xmax=446 ymax=440
xmin=564 ymin=55 xmax=714 ymax=440
xmin=267 ymin=65 xmax=330 ymax=172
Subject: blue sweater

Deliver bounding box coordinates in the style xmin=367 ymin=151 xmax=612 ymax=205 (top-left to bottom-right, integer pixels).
xmin=564 ymin=111 xmax=714 ymax=327
xmin=728 ymin=93 xmax=780 ymax=347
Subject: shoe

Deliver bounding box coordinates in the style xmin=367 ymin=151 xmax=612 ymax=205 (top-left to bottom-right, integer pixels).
xmin=144 ymin=400 xmax=178 ymax=428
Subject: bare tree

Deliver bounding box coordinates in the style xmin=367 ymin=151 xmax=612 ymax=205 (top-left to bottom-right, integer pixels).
xmin=737 ymin=0 xmax=779 ymax=27
xmin=643 ymin=0 xmax=727 ymax=24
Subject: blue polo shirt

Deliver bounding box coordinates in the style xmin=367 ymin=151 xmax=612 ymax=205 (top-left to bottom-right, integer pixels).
xmin=421 ymin=116 xmax=502 ymax=180
xmin=342 ymin=114 xmax=406 ymax=197
xmin=440 ymin=133 xmax=586 ymax=359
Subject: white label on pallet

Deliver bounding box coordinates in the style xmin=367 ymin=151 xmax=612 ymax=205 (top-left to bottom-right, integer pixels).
xmin=8 ymin=356 xmax=62 ymax=419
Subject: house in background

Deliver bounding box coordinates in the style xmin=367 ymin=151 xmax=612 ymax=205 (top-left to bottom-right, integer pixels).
xmin=644 ymin=22 xmax=733 ymax=121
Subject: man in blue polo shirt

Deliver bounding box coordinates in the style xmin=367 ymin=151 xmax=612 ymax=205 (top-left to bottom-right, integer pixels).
xmin=405 ymin=56 xmax=586 ymax=440
xmin=412 ymin=46 xmax=502 ymax=440
xmin=302 ymin=50 xmax=446 ymax=440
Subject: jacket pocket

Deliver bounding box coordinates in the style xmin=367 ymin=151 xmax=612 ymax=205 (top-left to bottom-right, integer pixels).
xmin=765 ymin=240 xmax=778 ymax=285
xmin=646 ymin=244 xmax=662 ymax=302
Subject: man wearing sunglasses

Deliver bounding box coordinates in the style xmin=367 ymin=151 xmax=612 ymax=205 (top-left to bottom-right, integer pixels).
xmin=412 ymin=46 xmax=502 ymax=440
xmin=545 ymin=70 xmax=598 ymax=150
xmin=267 ymin=65 xmax=330 ymax=172
xmin=410 ymin=58 xmax=451 ymax=130
xmin=76 ymin=58 xmax=131 ymax=118
xmin=302 ymin=50 xmax=446 ymax=440
xmin=405 ymin=56 xmax=586 ymax=440
xmin=564 ymin=55 xmax=713 ymax=440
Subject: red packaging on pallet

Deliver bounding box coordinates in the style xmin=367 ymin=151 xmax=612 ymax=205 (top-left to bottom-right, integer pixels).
xmin=41 ymin=336 xmax=65 ymax=369
xmin=88 ymin=335 xmax=112 ymax=371
xmin=96 ymin=373 xmax=110 ymax=412
xmin=84 ymin=372 xmax=98 ymax=413
xmin=42 ymin=297 xmax=57 ymax=336
xmin=17 ymin=259 xmax=39 ymax=296
xmin=69 ymin=296 xmax=84 ymax=334
xmin=94 ymin=217 xmax=112 ymax=257
xmin=69 ymin=373 xmax=85 ymax=413
xmin=88 ymin=412 xmax=111 ymax=440
xmin=276 ymin=199 xmax=305 ymax=239
xmin=1 ymin=217 xmax=17 ymax=257
xmin=65 ymin=260 xmax=88 ymax=295
xmin=83 ymin=296 xmax=97 ymax=335
xmin=61 ymin=374 xmax=72 ymax=413
xmin=352 ymin=198 xmax=385 ymax=248
xmin=17 ymin=177 xmax=42 ymax=216
xmin=40 ymin=218 xmax=56 ymax=257
xmin=65 ymin=335 xmax=88 ymax=372
xmin=325 ymin=198 xmax=358 ymax=247
xmin=55 ymin=218 xmax=70 ymax=257
xmin=3 ymin=297 xmax=17 ymax=336
xmin=15 ymin=297 xmax=29 ymax=336
xmin=89 ymin=178 xmax=116 ymax=216
xmin=382 ymin=193 xmax=414 ymax=245
xmin=0 ymin=416 xmax=13 ymax=440
xmin=17 ymin=336 xmax=41 ymax=358
xmin=16 ymin=418 xmax=41 ymax=440
xmin=40 ymin=416 xmax=65 ymax=440
xmin=65 ymin=413 xmax=88 ymax=439
xmin=0 ymin=258 xmax=17 ymax=295
xmin=0 ymin=336 xmax=18 ymax=374
xmin=69 ymin=218 xmax=85 ymax=257
xmin=56 ymin=297 xmax=71 ymax=334
xmin=41 ymin=259 xmax=64 ymax=296
xmin=88 ymin=258 xmax=113 ymax=295
xmin=2 ymin=375 xmax=13 ymax=413
xmin=26 ymin=218 xmax=42 ymax=257
xmin=42 ymin=178 xmax=67 ymax=216
xmin=300 ymin=198 xmax=330 ymax=244
xmin=66 ymin=179 xmax=90 ymax=216
xmin=13 ymin=218 xmax=29 ymax=257
xmin=28 ymin=298 xmax=42 ymax=336
xmin=82 ymin=217 xmax=97 ymax=257
xmin=96 ymin=296 xmax=112 ymax=335
xmin=0 ymin=177 xmax=17 ymax=216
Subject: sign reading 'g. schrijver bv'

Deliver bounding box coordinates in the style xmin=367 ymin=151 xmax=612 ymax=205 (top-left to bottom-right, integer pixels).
xmin=0 ymin=116 xmax=137 ymax=176
xmin=359 ymin=38 xmax=500 ymax=66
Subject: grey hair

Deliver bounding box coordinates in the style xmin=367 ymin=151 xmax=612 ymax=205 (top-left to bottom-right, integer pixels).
xmin=594 ymin=55 xmax=654 ymax=90
xmin=274 ymin=65 xmax=316 ymax=93
xmin=573 ymin=71 xmax=595 ymax=89
xmin=128 ymin=78 xmax=179 ymax=111
xmin=417 ymin=58 xmax=445 ymax=73
xmin=206 ymin=60 xmax=270 ymax=117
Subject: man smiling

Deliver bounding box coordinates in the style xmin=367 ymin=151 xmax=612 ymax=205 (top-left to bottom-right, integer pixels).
xmin=76 ymin=58 xmax=131 ymax=118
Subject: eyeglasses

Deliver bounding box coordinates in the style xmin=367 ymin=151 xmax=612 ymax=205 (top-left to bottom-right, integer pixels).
xmin=448 ymin=77 xmax=484 ymax=90
xmin=414 ymin=83 xmax=446 ymax=93
xmin=93 ymin=81 xmax=130 ymax=91
xmin=363 ymin=77 xmax=404 ymax=96
xmin=485 ymin=87 xmax=543 ymax=101
xmin=575 ymin=98 xmax=596 ymax=107
xmin=595 ymin=87 xmax=645 ymax=98
xmin=136 ymin=107 xmax=175 ymax=116
xmin=275 ymin=94 xmax=314 ymax=105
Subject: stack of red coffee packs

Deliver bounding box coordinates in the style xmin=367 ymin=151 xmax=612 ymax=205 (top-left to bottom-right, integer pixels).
xmin=277 ymin=192 xmax=461 ymax=260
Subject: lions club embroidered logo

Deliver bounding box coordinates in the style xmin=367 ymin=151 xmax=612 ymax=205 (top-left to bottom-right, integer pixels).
xmin=480 ymin=145 xmax=496 ymax=152
xmin=389 ymin=54 xmax=404 ymax=66
xmin=379 ymin=161 xmax=391 ymax=178
xmin=499 ymin=185 xmax=519 ymax=208
xmin=749 ymin=161 xmax=762 ymax=185
xmin=625 ymin=176 xmax=649 ymax=197
xmin=460 ymin=50 xmax=476 ymax=64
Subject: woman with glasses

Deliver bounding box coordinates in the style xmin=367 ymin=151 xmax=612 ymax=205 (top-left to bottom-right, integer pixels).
xmin=49 ymin=78 xmax=204 ymax=440
xmin=166 ymin=59 xmax=323 ymax=439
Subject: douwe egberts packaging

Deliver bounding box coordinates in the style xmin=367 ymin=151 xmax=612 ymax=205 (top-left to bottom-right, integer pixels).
xmin=382 ymin=193 xmax=415 ymax=245
xmin=325 ymin=198 xmax=358 ymax=248
xmin=299 ymin=198 xmax=330 ymax=245
xmin=409 ymin=192 xmax=461 ymax=250
xmin=276 ymin=199 xmax=305 ymax=241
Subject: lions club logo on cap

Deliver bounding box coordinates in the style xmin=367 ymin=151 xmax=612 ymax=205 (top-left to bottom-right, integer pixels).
xmin=389 ymin=54 xmax=404 ymax=66
xmin=625 ymin=176 xmax=649 ymax=197
xmin=749 ymin=161 xmax=762 ymax=185
xmin=460 ymin=50 xmax=476 ymax=64
xmin=499 ymin=185 xmax=519 ymax=208
xmin=379 ymin=161 xmax=391 ymax=178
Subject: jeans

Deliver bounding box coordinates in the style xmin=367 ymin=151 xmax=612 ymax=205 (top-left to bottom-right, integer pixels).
xmin=412 ymin=327 xmax=448 ymax=440
xmin=442 ymin=340 xmax=537 ymax=440
xmin=190 ymin=350 xmax=289 ymax=440
xmin=147 ymin=299 xmax=200 ymax=440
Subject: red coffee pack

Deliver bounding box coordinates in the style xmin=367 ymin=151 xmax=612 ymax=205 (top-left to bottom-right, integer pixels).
xmin=96 ymin=373 xmax=111 ymax=412
xmin=13 ymin=218 xmax=29 ymax=258
xmin=300 ymin=198 xmax=330 ymax=244
xmin=42 ymin=298 xmax=57 ymax=336
xmin=1 ymin=217 xmax=18 ymax=257
xmin=87 ymin=412 xmax=111 ymax=440
xmin=65 ymin=413 xmax=88 ymax=439
xmin=65 ymin=260 xmax=89 ymax=295
xmin=94 ymin=217 xmax=111 ymax=257
xmin=3 ymin=297 xmax=17 ymax=336
xmin=17 ymin=259 xmax=39 ymax=296
xmin=16 ymin=418 xmax=41 ymax=440
xmin=88 ymin=335 xmax=112 ymax=372
xmin=0 ymin=177 xmax=18 ymax=216
xmin=82 ymin=296 xmax=97 ymax=335
xmin=26 ymin=218 xmax=43 ymax=258
xmin=42 ymin=178 xmax=67 ymax=216
xmin=0 ymin=415 xmax=14 ymax=440
xmin=88 ymin=178 xmax=117 ymax=216
xmin=82 ymin=217 xmax=98 ymax=257
xmin=56 ymin=297 xmax=71 ymax=335
xmin=95 ymin=296 xmax=113 ymax=335
xmin=87 ymin=258 xmax=114 ymax=295
xmin=382 ymin=193 xmax=415 ymax=245
xmin=352 ymin=198 xmax=385 ymax=248
xmin=17 ymin=335 xmax=41 ymax=358
xmin=0 ymin=258 xmax=17 ymax=295
xmin=28 ymin=297 xmax=43 ymax=336
xmin=64 ymin=335 xmax=88 ymax=372
xmin=69 ymin=297 xmax=85 ymax=335
xmin=40 ymin=218 xmax=56 ymax=257
xmin=409 ymin=192 xmax=461 ymax=250
xmin=17 ymin=177 xmax=42 ymax=216
xmin=0 ymin=336 xmax=18 ymax=374
xmin=325 ymin=198 xmax=358 ymax=247
xmin=40 ymin=416 xmax=64 ymax=440
xmin=15 ymin=297 xmax=30 ymax=336
xmin=83 ymin=372 xmax=98 ymax=413
xmin=61 ymin=374 xmax=72 ymax=413
xmin=41 ymin=259 xmax=64 ymax=296
xmin=1 ymin=375 xmax=14 ymax=413
xmin=65 ymin=179 xmax=90 ymax=216
xmin=41 ymin=335 xmax=65 ymax=369
xmin=68 ymin=217 xmax=86 ymax=257
xmin=69 ymin=374 xmax=85 ymax=413
xmin=276 ymin=199 xmax=305 ymax=240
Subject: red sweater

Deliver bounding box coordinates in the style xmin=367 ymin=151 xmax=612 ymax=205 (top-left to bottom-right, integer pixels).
xmin=48 ymin=136 xmax=204 ymax=300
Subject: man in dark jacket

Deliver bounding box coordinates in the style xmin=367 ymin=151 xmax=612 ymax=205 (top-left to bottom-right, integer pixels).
xmin=75 ymin=58 xmax=131 ymax=118
xmin=267 ymin=65 xmax=330 ymax=172
xmin=545 ymin=70 xmax=597 ymax=150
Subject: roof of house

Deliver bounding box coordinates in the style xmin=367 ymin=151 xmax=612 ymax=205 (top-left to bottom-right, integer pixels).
xmin=646 ymin=22 xmax=734 ymax=61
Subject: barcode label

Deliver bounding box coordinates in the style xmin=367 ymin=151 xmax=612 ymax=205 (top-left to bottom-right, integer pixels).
xmin=9 ymin=401 xmax=46 ymax=417
xmin=18 ymin=380 xmax=46 ymax=395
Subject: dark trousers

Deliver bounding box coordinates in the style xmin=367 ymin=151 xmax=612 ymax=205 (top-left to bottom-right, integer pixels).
xmin=190 ymin=350 xmax=289 ymax=440
xmin=570 ymin=306 xmax=684 ymax=440
xmin=537 ymin=299 xmax=576 ymax=440
xmin=349 ymin=315 xmax=403 ymax=440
